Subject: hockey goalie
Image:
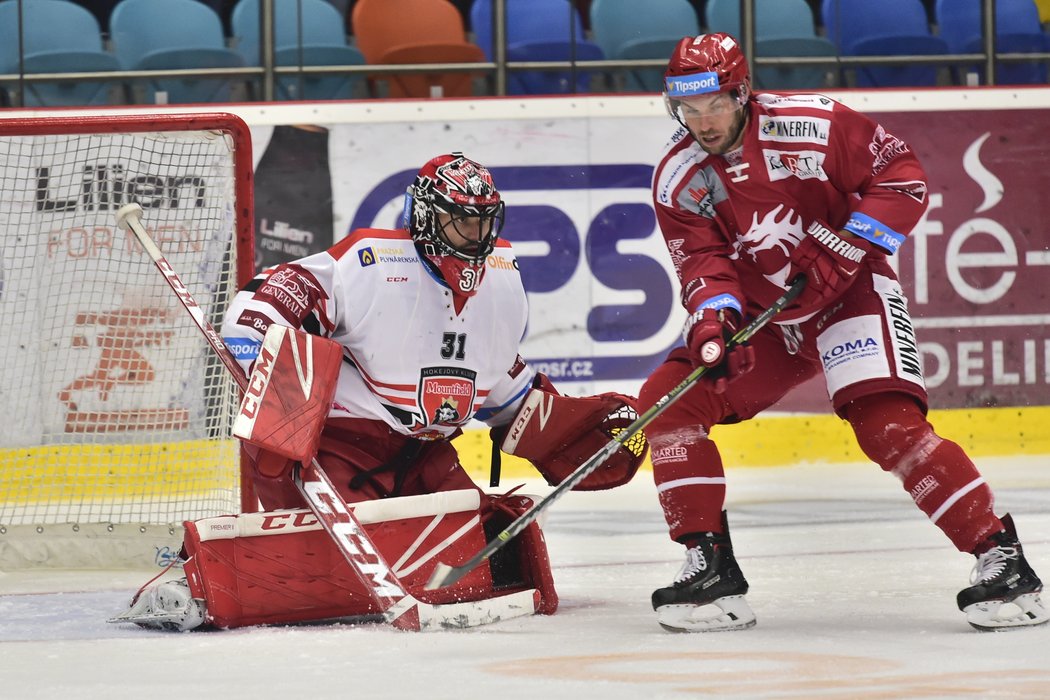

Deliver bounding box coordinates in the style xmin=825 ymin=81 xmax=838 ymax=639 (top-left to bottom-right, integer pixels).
xmin=112 ymin=152 xmax=647 ymax=631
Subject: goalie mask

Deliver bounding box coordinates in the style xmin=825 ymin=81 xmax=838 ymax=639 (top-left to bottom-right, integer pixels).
xmin=406 ymin=153 xmax=505 ymax=297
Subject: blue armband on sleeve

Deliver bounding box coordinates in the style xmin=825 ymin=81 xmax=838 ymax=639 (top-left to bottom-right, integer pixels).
xmin=698 ymin=294 xmax=742 ymax=315
xmin=843 ymin=212 xmax=905 ymax=255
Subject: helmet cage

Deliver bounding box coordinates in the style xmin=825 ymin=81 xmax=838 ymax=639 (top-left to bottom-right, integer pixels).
xmin=430 ymin=196 xmax=505 ymax=264
xmin=408 ymin=154 xmax=505 ymax=266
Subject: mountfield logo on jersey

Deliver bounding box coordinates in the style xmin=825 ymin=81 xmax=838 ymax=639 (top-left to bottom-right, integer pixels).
xmin=418 ymin=366 xmax=477 ymax=428
xmin=665 ymin=72 xmax=719 ymax=97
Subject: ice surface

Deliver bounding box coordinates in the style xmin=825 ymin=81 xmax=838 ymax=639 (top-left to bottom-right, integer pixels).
xmin=2 ymin=458 xmax=1048 ymax=699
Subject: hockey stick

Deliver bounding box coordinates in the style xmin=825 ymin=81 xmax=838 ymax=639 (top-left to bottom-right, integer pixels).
xmin=425 ymin=275 xmax=807 ymax=591
xmin=115 ymin=203 xmax=538 ymax=631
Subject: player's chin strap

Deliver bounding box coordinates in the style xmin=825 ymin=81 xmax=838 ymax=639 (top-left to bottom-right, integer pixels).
xmin=425 ymin=275 xmax=808 ymax=592
xmin=116 ymin=203 xmax=539 ymax=632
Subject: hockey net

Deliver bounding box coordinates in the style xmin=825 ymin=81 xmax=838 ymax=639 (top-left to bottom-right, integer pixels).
xmin=0 ymin=114 xmax=255 ymax=569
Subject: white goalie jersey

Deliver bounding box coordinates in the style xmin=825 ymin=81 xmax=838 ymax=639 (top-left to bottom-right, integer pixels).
xmin=222 ymin=228 xmax=535 ymax=439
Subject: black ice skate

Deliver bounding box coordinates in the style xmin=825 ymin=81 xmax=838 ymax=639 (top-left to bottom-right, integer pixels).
xmin=957 ymin=514 xmax=1048 ymax=631
xmin=652 ymin=524 xmax=755 ymax=632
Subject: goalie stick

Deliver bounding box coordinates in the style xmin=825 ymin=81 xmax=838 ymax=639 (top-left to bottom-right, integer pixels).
xmin=425 ymin=275 xmax=807 ymax=591
xmin=115 ymin=203 xmax=538 ymax=631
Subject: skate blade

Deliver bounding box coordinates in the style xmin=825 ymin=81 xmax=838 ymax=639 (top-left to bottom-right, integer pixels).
xmin=108 ymin=598 xmax=206 ymax=632
xmin=963 ymin=592 xmax=1050 ymax=631
xmin=108 ymin=608 xmax=191 ymax=631
xmin=655 ymin=594 xmax=756 ymax=633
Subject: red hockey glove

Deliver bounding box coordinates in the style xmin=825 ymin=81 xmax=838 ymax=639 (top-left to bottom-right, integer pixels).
xmin=789 ymin=220 xmax=871 ymax=309
xmin=683 ymin=308 xmax=755 ymax=393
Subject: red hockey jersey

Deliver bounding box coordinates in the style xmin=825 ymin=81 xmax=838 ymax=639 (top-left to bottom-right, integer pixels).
xmin=652 ymin=92 xmax=929 ymax=323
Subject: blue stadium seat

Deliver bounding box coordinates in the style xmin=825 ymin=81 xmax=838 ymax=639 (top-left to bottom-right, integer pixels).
xmin=935 ymin=0 xmax=1049 ymax=84
xmin=110 ymin=0 xmax=246 ymax=104
xmin=471 ymin=0 xmax=604 ymax=94
xmin=706 ymin=0 xmax=837 ymax=89
xmin=232 ymin=0 xmax=365 ymax=100
xmin=822 ymin=0 xmax=948 ymax=87
xmin=589 ymin=0 xmax=699 ymax=92
xmin=0 ymin=0 xmax=121 ymax=106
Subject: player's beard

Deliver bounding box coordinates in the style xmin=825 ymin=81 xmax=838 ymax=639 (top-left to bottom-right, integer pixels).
xmin=693 ymin=108 xmax=748 ymax=156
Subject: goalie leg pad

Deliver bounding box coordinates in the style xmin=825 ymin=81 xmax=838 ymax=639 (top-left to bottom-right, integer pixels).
xmin=499 ymin=373 xmax=648 ymax=490
xmin=483 ymin=493 xmax=559 ymax=615
xmin=175 ymin=490 xmax=556 ymax=629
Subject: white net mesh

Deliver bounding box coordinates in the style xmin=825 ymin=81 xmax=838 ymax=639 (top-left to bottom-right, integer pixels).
xmin=0 ymin=118 xmax=248 ymax=564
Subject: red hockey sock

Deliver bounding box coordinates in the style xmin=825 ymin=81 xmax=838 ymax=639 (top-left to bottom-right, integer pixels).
xmin=640 ymin=349 xmax=731 ymax=542
xmin=847 ymin=394 xmax=1002 ymax=552
xmin=649 ymin=427 xmax=727 ymax=541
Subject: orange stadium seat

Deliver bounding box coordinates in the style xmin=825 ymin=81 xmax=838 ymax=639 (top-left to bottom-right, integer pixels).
xmin=351 ymin=0 xmax=485 ymax=97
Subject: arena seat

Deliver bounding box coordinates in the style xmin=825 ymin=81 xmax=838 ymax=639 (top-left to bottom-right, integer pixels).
xmin=589 ymin=0 xmax=699 ymax=92
xmin=706 ymin=0 xmax=838 ymax=89
xmin=821 ymin=0 xmax=948 ymax=87
xmin=352 ymin=0 xmax=485 ymax=97
xmin=935 ymin=0 xmax=1049 ymax=85
xmin=0 ymin=0 xmax=121 ymax=106
xmin=471 ymin=0 xmax=604 ymax=94
xmin=110 ymin=0 xmax=245 ymax=103
xmin=232 ymin=0 xmax=365 ymax=100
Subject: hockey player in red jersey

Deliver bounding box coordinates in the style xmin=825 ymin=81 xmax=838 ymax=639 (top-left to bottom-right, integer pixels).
xmin=114 ymin=153 xmax=646 ymax=632
xmin=642 ymin=33 xmax=1046 ymax=632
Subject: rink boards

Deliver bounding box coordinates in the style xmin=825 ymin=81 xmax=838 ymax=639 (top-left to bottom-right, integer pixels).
xmin=4 ymin=90 xmax=1050 ymax=497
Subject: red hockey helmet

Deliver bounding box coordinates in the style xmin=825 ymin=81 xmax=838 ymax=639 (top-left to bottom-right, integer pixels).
xmin=406 ymin=152 xmax=505 ymax=265
xmin=663 ymin=33 xmax=751 ymax=115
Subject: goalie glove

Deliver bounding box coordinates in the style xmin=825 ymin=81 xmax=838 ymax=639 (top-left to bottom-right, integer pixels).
xmin=233 ymin=325 xmax=342 ymax=465
xmin=498 ymin=374 xmax=648 ymax=490
xmin=789 ymin=220 xmax=871 ymax=310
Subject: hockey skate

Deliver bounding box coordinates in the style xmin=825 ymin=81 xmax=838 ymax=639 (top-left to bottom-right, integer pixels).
xmin=957 ymin=514 xmax=1048 ymax=632
xmin=108 ymin=577 xmax=206 ymax=632
xmin=652 ymin=529 xmax=755 ymax=632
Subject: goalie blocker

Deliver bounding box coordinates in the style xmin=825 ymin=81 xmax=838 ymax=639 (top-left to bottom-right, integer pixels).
xmin=118 ymin=489 xmax=556 ymax=630
xmin=499 ymin=374 xmax=648 ymax=490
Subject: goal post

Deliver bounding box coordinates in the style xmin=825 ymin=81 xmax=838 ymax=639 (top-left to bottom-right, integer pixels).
xmin=0 ymin=113 xmax=255 ymax=569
